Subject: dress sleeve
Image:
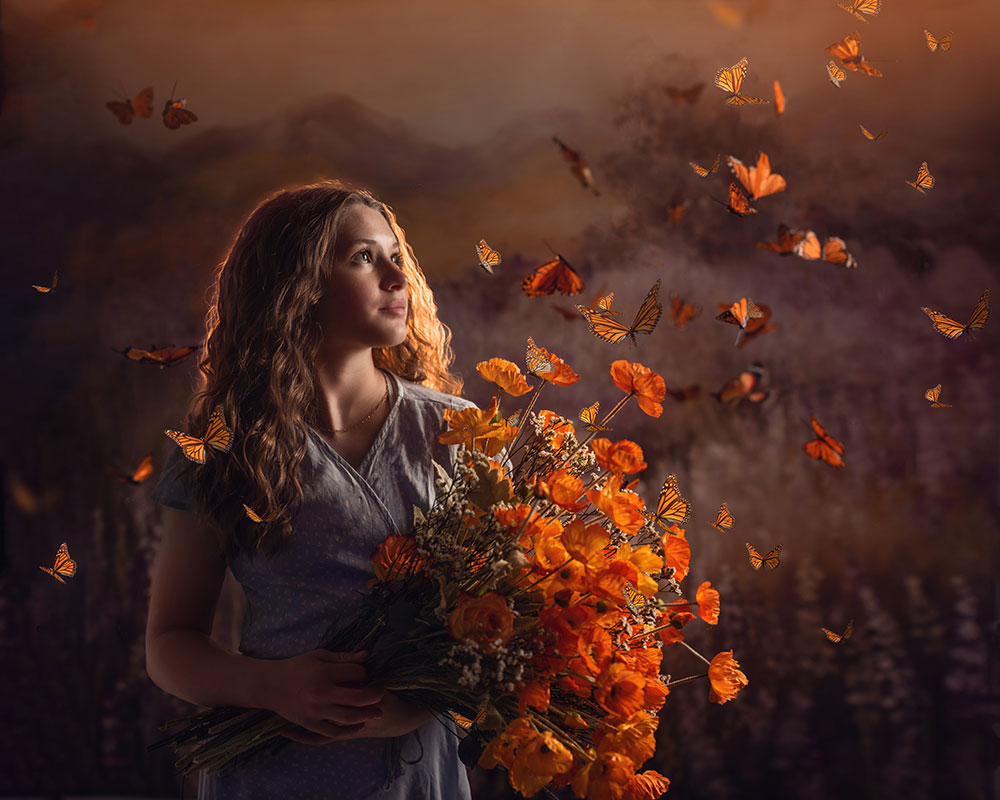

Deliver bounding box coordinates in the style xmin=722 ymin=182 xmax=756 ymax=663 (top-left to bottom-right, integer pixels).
xmin=150 ymin=446 xmax=197 ymax=511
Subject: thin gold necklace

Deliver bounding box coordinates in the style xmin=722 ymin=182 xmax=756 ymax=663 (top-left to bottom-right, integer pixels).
xmin=317 ymin=372 xmax=390 ymax=435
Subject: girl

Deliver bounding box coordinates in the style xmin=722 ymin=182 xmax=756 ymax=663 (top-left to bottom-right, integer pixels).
xmin=145 ymin=180 xmax=477 ymax=799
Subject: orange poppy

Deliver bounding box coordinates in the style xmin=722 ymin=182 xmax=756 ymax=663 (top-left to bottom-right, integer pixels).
xmin=587 ymin=474 xmax=647 ymax=535
xmin=476 ymin=357 xmax=532 ymax=396
xmin=478 ymin=716 xmax=536 ymax=769
xmin=590 ymin=438 xmax=648 ymax=476
xmin=657 ymin=601 xmax=695 ymax=645
xmin=594 ymin=710 xmax=658 ymax=764
xmin=696 ymin=581 xmax=720 ymax=624
xmin=517 ymin=680 xmax=551 ymax=714
xmin=619 ymin=647 xmax=662 ymax=678
xmin=530 ymin=342 xmax=580 ymax=386
xmin=708 ymin=650 xmax=749 ymax=704
xmin=448 ymin=591 xmax=514 ymax=653
xmin=510 ymin=730 xmax=574 ymax=797
xmin=616 ymin=541 xmax=662 ymax=597
xmin=572 ymin=750 xmax=638 ymax=800
xmin=595 ymin=662 xmax=648 ymax=718
xmin=547 ymin=468 xmax=589 ymax=513
xmin=624 ymin=771 xmax=671 ymax=800
xmin=439 ymin=396 xmax=507 ymax=451
xmin=370 ymin=534 xmax=424 ymax=582
xmin=560 ymin=519 xmax=611 ymax=563
xmin=660 ymin=525 xmax=691 ymax=582
xmin=537 ymin=409 xmax=577 ymax=449
xmin=577 ymin=624 xmax=615 ymax=676
xmin=610 ymin=360 xmax=666 ymax=418
xmin=642 ymin=677 xmax=669 ymax=712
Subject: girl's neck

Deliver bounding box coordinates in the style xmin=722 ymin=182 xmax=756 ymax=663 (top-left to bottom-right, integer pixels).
xmin=313 ymin=351 xmax=388 ymax=432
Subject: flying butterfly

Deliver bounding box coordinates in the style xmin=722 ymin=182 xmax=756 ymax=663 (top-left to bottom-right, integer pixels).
xmin=746 ymin=542 xmax=782 ymax=571
xmin=714 ymin=363 xmax=767 ymax=404
xmin=737 ymin=303 xmax=776 ymax=348
xmin=165 ymin=404 xmax=233 ymax=464
xmin=669 ymin=292 xmax=700 ymax=328
xmin=622 ymin=581 xmax=647 ymax=615
xmin=476 ymin=239 xmax=502 ymax=274
xmin=714 ymin=57 xmax=768 ymax=105
xmin=552 ymin=136 xmax=600 ymax=196
xmin=707 ymin=503 xmax=734 ymax=532
xmin=773 ymin=80 xmax=786 ymax=116
xmin=924 ymin=30 xmax=952 ymax=52
xmin=113 ymin=344 xmax=200 ymax=368
xmin=552 ymin=283 xmax=614 ymax=323
xmin=162 ymin=84 xmax=199 ymax=130
xmin=107 ymin=86 xmax=154 ymax=125
xmin=859 ymin=124 xmax=887 ymax=141
xmin=717 ymin=297 xmax=764 ymax=331
xmin=905 ymin=162 xmax=934 ymax=194
xmin=575 ymin=279 xmax=662 ymax=346
xmin=921 ymin=290 xmax=990 ymax=340
xmin=727 ymin=152 xmax=787 ymax=200
xmin=924 ymin=384 xmax=952 ymax=408
xmin=689 ymin=154 xmax=721 ymax=177
xmin=838 ymin=0 xmax=880 ymax=21
xmin=109 ymin=455 xmax=154 ymax=486
xmin=822 ymin=619 xmax=854 ymax=643
xmin=39 ymin=542 xmax=77 ymax=584
xmin=579 ymin=402 xmax=611 ymax=432
xmin=31 ymin=271 xmax=59 ymax=293
xmin=793 ymin=233 xmax=858 ymax=268
xmin=243 ymin=503 xmax=280 ymax=523
xmin=827 ymin=61 xmax=847 ymax=87
xmin=722 ymin=182 xmax=757 ymax=217
xmin=525 ymin=336 xmax=556 ymax=375
xmin=826 ymin=32 xmax=883 ymax=76
xmin=665 ymin=83 xmax=705 ymax=105
xmin=803 ymin=414 xmax=846 ymax=469
xmin=644 ymin=474 xmax=691 ymax=530
xmin=521 ymin=253 xmax=584 ymax=297
xmin=758 ymin=224 xmax=809 ymax=256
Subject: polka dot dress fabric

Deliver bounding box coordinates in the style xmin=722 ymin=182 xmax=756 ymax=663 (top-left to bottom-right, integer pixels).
xmin=150 ymin=370 xmax=476 ymax=799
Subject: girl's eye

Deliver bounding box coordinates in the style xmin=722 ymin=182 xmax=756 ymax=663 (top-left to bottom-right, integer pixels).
xmin=353 ymin=250 xmax=402 ymax=265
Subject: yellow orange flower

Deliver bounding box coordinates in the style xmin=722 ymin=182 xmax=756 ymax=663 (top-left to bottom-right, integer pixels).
xmin=660 ymin=526 xmax=690 ymax=583
xmin=511 ymin=730 xmax=574 ymax=797
xmin=532 ymin=342 xmax=580 ymax=386
xmin=561 ymin=519 xmax=610 ymax=563
xmin=594 ymin=662 xmax=647 ymax=719
xmin=595 ymin=710 xmax=658 ymax=764
xmin=591 ymin=559 xmax=640 ymax=604
xmin=590 ymin=438 xmax=648 ymax=476
xmin=642 ymin=677 xmax=669 ymax=712
xmin=476 ymin=357 xmax=532 ymax=396
xmin=707 ymin=650 xmax=749 ymax=705
xmin=616 ymin=541 xmax=662 ymax=597
xmin=517 ymin=681 xmax=551 ymax=715
xmin=448 ymin=591 xmax=514 ymax=653
xmin=538 ymin=409 xmax=576 ymax=449
xmin=657 ymin=600 xmax=695 ymax=645
xmin=439 ymin=395 xmax=507 ymax=451
xmin=572 ymin=750 xmax=637 ymax=800
xmin=587 ymin=474 xmax=646 ymax=535
xmin=696 ymin=581 xmax=720 ymax=625
xmin=548 ymin=468 xmax=589 ymax=513
xmin=610 ymin=360 xmax=666 ymax=418
xmin=479 ymin=716 xmax=535 ymax=770
xmin=619 ymin=647 xmax=662 ymax=679
xmin=577 ymin=624 xmax=614 ymax=677
xmin=624 ymin=770 xmax=671 ymax=800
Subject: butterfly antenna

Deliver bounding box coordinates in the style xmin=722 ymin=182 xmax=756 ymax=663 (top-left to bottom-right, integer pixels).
xmin=169 ymin=80 xmax=178 ymax=100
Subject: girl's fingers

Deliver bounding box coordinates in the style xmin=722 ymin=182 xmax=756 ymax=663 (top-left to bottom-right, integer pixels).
xmin=322 ymin=703 xmax=383 ymax=726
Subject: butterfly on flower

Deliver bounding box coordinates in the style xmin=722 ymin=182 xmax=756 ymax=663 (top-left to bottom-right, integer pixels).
xmin=793 ymin=233 xmax=858 ymax=268
xmin=924 ymin=384 xmax=952 ymax=408
xmin=924 ymin=30 xmax=952 ymax=52
xmin=827 ymin=61 xmax=847 ymax=87
xmin=39 ymin=542 xmax=77 ymax=584
xmin=162 ymin=84 xmax=199 ymax=130
xmin=803 ymin=414 xmax=845 ymax=469
xmin=689 ymin=154 xmax=721 ymax=177
xmin=727 ymin=152 xmax=787 ymax=200
xmin=107 ymin=86 xmax=154 ymax=125
xmin=113 ymin=344 xmax=201 ymax=368
xmin=476 ymin=239 xmax=502 ymax=274
xmin=860 ymin=124 xmax=887 ymax=141
xmin=746 ymin=542 xmax=781 ymax=570
xmin=669 ymin=292 xmax=700 ymax=328
xmin=714 ymin=57 xmax=768 ymax=105
xmin=644 ymin=474 xmax=691 ymax=530
xmin=722 ymin=182 xmax=757 ymax=217
xmin=826 ymin=32 xmax=883 ymax=76
xmin=717 ymin=298 xmax=764 ymax=345
xmin=552 ymin=136 xmax=600 ymax=196
xmin=757 ymin=224 xmax=808 ymax=256
xmin=520 ymin=252 xmax=583 ymax=297
xmin=525 ymin=336 xmax=555 ymax=375
xmin=838 ymin=0 xmax=879 ymax=22
xmin=31 ymin=271 xmax=59 ymax=293
xmin=822 ymin=619 xmax=853 ymax=643
xmin=714 ymin=363 xmax=767 ymax=404
xmin=243 ymin=503 xmax=280 ymax=523
xmin=165 ymin=404 xmax=233 ymax=464
xmin=579 ymin=402 xmax=611 ymax=432
xmin=773 ymin=80 xmax=786 ymax=116
xmin=622 ymin=581 xmax=647 ymax=616
xmin=707 ymin=503 xmax=734 ymax=532
xmin=905 ymin=162 xmax=934 ymax=194
xmin=665 ymin=83 xmax=705 ymax=105
xmin=921 ymin=290 xmax=990 ymax=340
xmin=575 ymin=279 xmax=663 ymax=346
xmin=109 ymin=455 xmax=154 ymax=486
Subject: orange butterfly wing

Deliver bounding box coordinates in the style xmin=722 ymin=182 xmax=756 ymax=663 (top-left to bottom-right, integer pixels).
xmin=163 ymin=100 xmax=198 ymax=129
xmin=106 ymin=100 xmax=134 ymax=125
xmin=521 ymin=256 xmax=584 ymax=297
xmin=726 ymin=182 xmax=757 ymax=216
xmin=132 ymin=87 xmax=154 ymax=118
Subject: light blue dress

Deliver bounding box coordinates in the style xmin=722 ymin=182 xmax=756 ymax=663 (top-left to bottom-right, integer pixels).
xmin=150 ymin=368 xmax=477 ymax=800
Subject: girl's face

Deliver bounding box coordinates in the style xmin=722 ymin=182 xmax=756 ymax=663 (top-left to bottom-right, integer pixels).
xmin=314 ymin=203 xmax=409 ymax=356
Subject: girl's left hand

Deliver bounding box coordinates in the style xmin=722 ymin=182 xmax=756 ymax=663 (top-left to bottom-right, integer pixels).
xmin=280 ymin=691 xmax=434 ymax=744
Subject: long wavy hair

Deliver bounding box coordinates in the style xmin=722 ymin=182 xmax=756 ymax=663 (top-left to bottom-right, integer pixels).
xmin=174 ymin=179 xmax=465 ymax=563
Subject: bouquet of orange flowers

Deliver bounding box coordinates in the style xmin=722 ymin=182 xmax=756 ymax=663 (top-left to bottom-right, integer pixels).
xmin=150 ymin=341 xmax=749 ymax=799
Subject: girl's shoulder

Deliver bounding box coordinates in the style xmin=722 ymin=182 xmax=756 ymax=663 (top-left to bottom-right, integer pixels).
xmin=394 ymin=375 xmax=480 ymax=413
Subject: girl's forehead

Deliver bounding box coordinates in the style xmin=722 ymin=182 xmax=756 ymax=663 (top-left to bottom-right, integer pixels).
xmin=336 ymin=205 xmax=397 ymax=247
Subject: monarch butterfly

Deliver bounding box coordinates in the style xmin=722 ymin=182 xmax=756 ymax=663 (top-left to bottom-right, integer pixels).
xmin=666 ymin=384 xmax=702 ymax=403
xmin=243 ymin=503 xmax=280 ymax=523
xmin=803 ymin=414 xmax=846 ymax=469
xmin=746 ymin=542 xmax=782 ymax=570
xmin=552 ymin=284 xmax=614 ymax=323
xmin=737 ymin=303 xmax=776 ymax=349
xmin=921 ymin=290 xmax=990 ymax=339
xmin=39 ymin=542 xmax=77 ymax=584
xmin=859 ymin=124 xmax=887 ymax=141
xmin=579 ymin=402 xmax=611 ymax=432
xmin=109 ymin=455 xmax=154 ymax=486
xmin=905 ymin=162 xmax=934 ymax=194
xmin=714 ymin=57 xmax=768 ymax=105
xmin=525 ymin=337 xmax=555 ymax=375
xmin=924 ymin=384 xmax=952 ymax=408
xmin=822 ymin=619 xmax=853 ymax=643
xmin=476 ymin=239 xmax=502 ymax=274
xmin=724 ymin=182 xmax=757 ymax=217
xmin=793 ymin=233 xmax=858 ymax=269
xmin=689 ymin=154 xmax=721 ymax=177
xmin=644 ymin=474 xmax=691 ymax=530
xmin=838 ymin=0 xmax=880 ymax=21
xmin=758 ymin=224 xmax=809 ymax=255
xmin=162 ymin=92 xmax=199 ymax=130
xmin=714 ymin=363 xmax=768 ymax=404
xmin=107 ymin=86 xmax=154 ymax=125
xmin=451 ymin=700 xmax=489 ymax=730
xmin=521 ymin=254 xmax=584 ymax=297
xmin=727 ymin=152 xmax=787 ymax=200
xmin=717 ymin=297 xmax=763 ymax=329
xmin=31 ymin=271 xmax=59 ymax=293
xmin=669 ymin=293 xmax=700 ymax=327
xmin=773 ymin=80 xmax=786 ymax=116
xmin=622 ymin=581 xmax=647 ymax=615
xmin=113 ymin=344 xmax=200 ymax=367
xmin=552 ymin=136 xmax=600 ymax=196
xmin=826 ymin=32 xmax=883 ymax=76
xmin=665 ymin=83 xmax=705 ymax=105
xmin=924 ymin=30 xmax=952 ymax=52
xmin=707 ymin=503 xmax=734 ymax=532
xmin=165 ymin=404 xmax=233 ymax=464
xmin=575 ymin=279 xmax=663 ymax=346
xmin=827 ymin=61 xmax=847 ymax=87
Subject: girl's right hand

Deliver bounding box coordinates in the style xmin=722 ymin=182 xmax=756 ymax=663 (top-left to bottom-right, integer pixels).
xmin=265 ymin=649 xmax=384 ymax=745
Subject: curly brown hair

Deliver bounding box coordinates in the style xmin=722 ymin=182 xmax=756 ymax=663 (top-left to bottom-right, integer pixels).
xmin=173 ymin=179 xmax=465 ymax=562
